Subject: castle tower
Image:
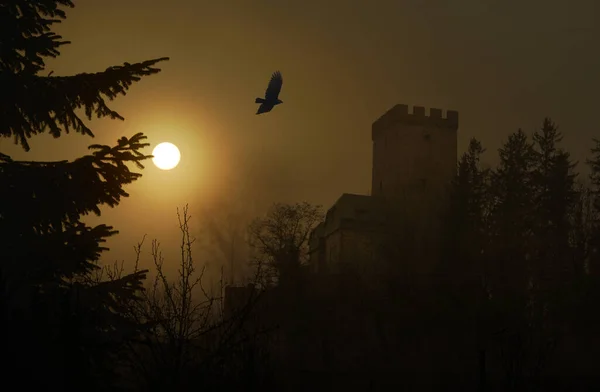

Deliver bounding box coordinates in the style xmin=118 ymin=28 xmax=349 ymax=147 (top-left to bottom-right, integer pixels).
xmin=308 ymin=104 xmax=459 ymax=275
xmin=371 ymin=104 xmax=459 ymax=202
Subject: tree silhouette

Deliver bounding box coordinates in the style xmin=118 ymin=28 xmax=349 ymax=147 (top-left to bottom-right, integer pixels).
xmin=437 ymin=126 xmax=586 ymax=390
xmin=248 ymin=202 xmax=322 ymax=287
xmin=108 ymin=206 xmax=275 ymax=391
xmin=585 ymin=138 xmax=600 ymax=279
xmin=438 ymin=138 xmax=493 ymax=391
xmin=452 ymin=123 xmax=584 ymax=390
xmin=531 ymin=118 xmax=579 ymax=286
xmin=0 ymin=1 xmax=168 ymax=389
xmin=580 ymin=139 xmax=600 ymax=342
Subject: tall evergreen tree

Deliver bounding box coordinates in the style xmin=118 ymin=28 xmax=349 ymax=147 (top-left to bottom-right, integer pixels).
xmin=488 ymin=129 xmax=536 ymax=299
xmin=0 ymin=1 xmax=168 ymax=389
xmin=486 ymin=124 xmax=579 ymax=389
xmin=439 ymin=138 xmax=491 ymax=327
xmin=485 ymin=130 xmax=539 ymax=389
xmin=525 ymin=119 xmax=579 ymax=387
xmin=531 ymin=118 xmax=579 ymax=287
xmin=439 ymin=138 xmax=493 ymax=391
xmin=580 ymin=139 xmax=600 ymax=337
xmin=443 ymin=138 xmax=490 ymax=278
xmin=585 ymin=138 xmax=600 ymax=278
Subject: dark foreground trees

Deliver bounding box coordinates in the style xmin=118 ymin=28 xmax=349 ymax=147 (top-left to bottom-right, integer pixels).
xmin=248 ymin=201 xmax=323 ymax=287
xmin=231 ymin=123 xmax=600 ymax=390
xmin=436 ymin=119 xmax=600 ymax=391
xmin=0 ymin=1 xmax=168 ymax=389
xmin=97 ymin=206 xmax=273 ymax=391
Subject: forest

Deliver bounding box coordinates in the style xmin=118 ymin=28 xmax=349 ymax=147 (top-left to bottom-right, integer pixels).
xmin=1 ymin=1 xmax=599 ymax=391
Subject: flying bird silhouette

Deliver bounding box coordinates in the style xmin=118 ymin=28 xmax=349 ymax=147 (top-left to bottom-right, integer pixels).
xmin=255 ymin=71 xmax=283 ymax=115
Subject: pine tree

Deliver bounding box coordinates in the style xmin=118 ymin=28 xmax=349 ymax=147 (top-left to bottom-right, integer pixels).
xmin=445 ymin=138 xmax=490 ymax=272
xmin=531 ymin=118 xmax=579 ymax=286
xmin=488 ymin=129 xmax=537 ymax=299
xmin=527 ymin=119 xmax=580 ymax=386
xmin=486 ymin=130 xmax=540 ymax=389
xmin=586 ymin=138 xmax=600 ymax=278
xmin=439 ymin=138 xmax=491 ymax=319
xmin=0 ymin=1 xmax=169 ymax=389
xmin=576 ymin=139 xmax=600 ymax=364
xmin=439 ymin=138 xmax=493 ymax=391
xmin=485 ymin=125 xmax=581 ymax=389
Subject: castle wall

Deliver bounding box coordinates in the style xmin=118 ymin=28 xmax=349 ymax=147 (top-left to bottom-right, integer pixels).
xmin=340 ymin=228 xmax=377 ymax=267
xmin=324 ymin=230 xmax=342 ymax=267
xmin=371 ymin=104 xmax=458 ymax=201
xmin=309 ymin=194 xmax=386 ymax=274
xmin=309 ymin=224 xmax=381 ymax=275
xmin=309 ymin=104 xmax=458 ymax=280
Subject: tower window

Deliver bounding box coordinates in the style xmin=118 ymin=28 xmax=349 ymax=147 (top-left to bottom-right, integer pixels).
xmin=379 ymin=181 xmax=383 ymax=192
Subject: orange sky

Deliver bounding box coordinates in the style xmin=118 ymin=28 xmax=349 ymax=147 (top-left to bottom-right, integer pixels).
xmin=1 ymin=0 xmax=598 ymax=281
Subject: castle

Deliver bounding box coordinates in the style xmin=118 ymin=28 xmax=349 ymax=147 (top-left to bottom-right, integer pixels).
xmin=307 ymin=104 xmax=459 ymax=275
xmin=222 ymin=106 xmax=600 ymax=389
xmin=224 ymin=104 xmax=459 ymax=316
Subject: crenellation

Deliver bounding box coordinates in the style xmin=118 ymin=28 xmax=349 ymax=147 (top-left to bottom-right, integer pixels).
xmin=395 ymin=104 xmax=409 ymax=115
xmin=446 ymin=110 xmax=459 ymax=127
xmin=310 ymin=103 xmax=459 ymax=277
xmin=413 ymin=106 xmax=425 ymax=116
xmin=429 ymin=108 xmax=442 ymax=118
xmin=372 ymin=104 xmax=459 ymax=140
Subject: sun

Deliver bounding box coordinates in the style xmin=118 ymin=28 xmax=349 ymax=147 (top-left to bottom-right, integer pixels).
xmin=152 ymin=142 xmax=181 ymax=170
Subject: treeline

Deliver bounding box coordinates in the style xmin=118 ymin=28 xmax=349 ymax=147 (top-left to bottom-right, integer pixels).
xmin=2 ymin=1 xmax=599 ymax=391
xmin=436 ymin=120 xmax=600 ymax=390
xmin=286 ymin=120 xmax=600 ymax=391
xmin=247 ymin=120 xmax=600 ymax=391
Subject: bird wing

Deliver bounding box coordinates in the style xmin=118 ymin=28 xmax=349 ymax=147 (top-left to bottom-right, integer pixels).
xmin=264 ymin=71 xmax=283 ymax=101
xmin=256 ymin=103 xmax=273 ymax=114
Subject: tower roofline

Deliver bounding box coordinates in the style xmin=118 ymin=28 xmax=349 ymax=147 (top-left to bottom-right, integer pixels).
xmin=372 ymin=104 xmax=458 ymax=141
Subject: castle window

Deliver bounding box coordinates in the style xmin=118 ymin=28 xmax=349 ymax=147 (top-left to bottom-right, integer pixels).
xmin=379 ymin=181 xmax=383 ymax=192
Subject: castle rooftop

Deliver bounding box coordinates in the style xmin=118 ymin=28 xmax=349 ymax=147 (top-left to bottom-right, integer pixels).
xmin=372 ymin=104 xmax=458 ymax=140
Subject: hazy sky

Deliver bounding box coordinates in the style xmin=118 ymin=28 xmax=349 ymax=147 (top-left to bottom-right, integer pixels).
xmin=1 ymin=0 xmax=598 ymax=276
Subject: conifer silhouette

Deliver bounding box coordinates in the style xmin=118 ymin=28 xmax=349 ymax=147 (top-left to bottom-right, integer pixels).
xmin=0 ymin=1 xmax=169 ymax=389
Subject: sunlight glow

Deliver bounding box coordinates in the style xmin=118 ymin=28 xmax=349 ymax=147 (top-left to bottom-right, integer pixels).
xmin=152 ymin=142 xmax=181 ymax=170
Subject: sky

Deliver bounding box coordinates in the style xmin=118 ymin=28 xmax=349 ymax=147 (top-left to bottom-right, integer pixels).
xmin=1 ymin=0 xmax=599 ymax=282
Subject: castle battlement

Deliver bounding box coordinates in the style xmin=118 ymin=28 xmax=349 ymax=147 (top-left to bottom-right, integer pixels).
xmin=310 ymin=103 xmax=459 ymax=275
xmin=372 ymin=104 xmax=458 ymax=141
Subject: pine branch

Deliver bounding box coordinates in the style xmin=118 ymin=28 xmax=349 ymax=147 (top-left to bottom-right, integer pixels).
xmin=0 ymin=0 xmax=74 ymax=73
xmin=78 ymin=269 xmax=149 ymax=310
xmin=0 ymin=57 xmax=169 ymax=151
xmin=0 ymin=132 xmax=152 ymax=229
xmin=29 ymin=222 xmax=119 ymax=281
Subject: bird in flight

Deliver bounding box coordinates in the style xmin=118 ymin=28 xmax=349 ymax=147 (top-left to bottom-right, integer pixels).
xmin=255 ymin=71 xmax=283 ymax=115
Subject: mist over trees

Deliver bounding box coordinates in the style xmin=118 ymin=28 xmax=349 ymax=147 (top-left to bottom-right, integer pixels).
xmin=2 ymin=1 xmax=600 ymax=391
xmin=432 ymin=121 xmax=600 ymax=390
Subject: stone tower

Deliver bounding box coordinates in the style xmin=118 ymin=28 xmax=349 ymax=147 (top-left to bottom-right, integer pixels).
xmin=371 ymin=104 xmax=459 ymax=203
xmin=308 ymin=104 xmax=459 ymax=275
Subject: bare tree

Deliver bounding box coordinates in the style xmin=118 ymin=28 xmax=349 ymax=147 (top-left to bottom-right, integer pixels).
xmin=247 ymin=202 xmax=323 ymax=287
xmin=97 ymin=205 xmax=273 ymax=390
